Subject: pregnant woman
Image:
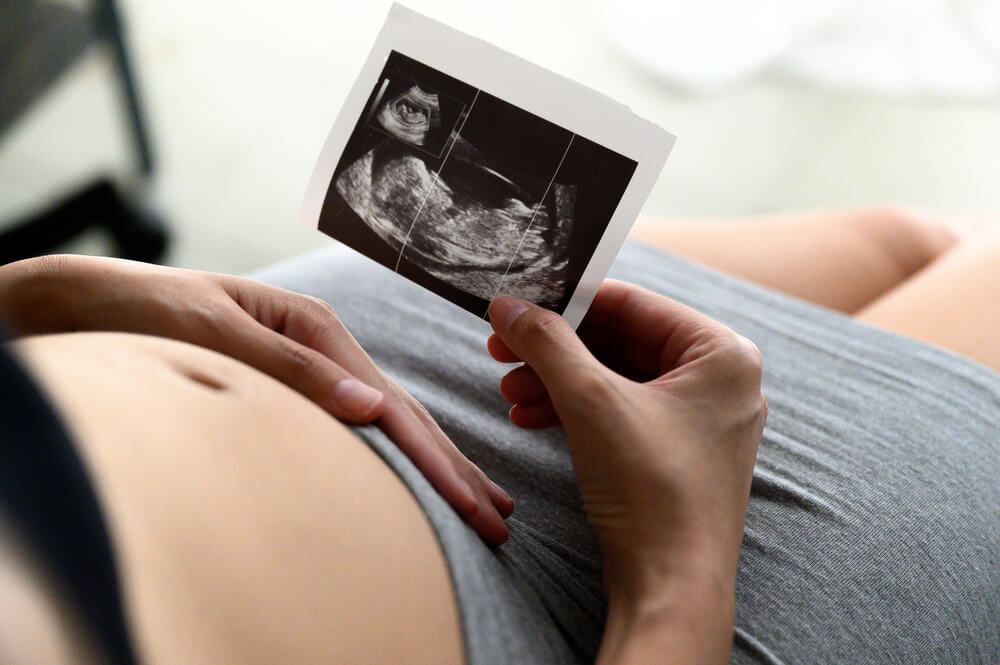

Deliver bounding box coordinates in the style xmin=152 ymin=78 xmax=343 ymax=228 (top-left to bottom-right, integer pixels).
xmin=1 ymin=206 xmax=997 ymax=664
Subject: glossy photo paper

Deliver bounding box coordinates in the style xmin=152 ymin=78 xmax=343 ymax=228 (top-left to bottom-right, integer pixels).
xmin=303 ymin=4 xmax=674 ymax=326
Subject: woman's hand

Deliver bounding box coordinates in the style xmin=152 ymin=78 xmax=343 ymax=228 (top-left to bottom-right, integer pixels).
xmin=0 ymin=255 xmax=512 ymax=544
xmin=487 ymin=280 xmax=766 ymax=664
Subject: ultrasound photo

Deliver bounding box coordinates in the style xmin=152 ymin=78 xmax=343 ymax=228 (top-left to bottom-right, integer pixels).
xmin=317 ymin=50 xmax=638 ymax=318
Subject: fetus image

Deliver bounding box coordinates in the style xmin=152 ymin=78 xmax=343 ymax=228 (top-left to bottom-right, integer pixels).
xmin=375 ymin=84 xmax=443 ymax=148
xmin=321 ymin=51 xmax=636 ymax=317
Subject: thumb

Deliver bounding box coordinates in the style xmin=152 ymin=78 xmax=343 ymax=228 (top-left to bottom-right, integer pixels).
xmin=488 ymin=296 xmax=602 ymax=395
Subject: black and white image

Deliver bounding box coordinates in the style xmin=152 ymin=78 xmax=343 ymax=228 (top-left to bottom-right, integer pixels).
xmin=303 ymin=5 xmax=674 ymax=325
xmin=319 ymin=50 xmax=636 ymax=317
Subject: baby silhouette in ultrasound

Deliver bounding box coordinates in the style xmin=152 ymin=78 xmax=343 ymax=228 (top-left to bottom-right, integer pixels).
xmin=375 ymin=85 xmax=443 ymax=147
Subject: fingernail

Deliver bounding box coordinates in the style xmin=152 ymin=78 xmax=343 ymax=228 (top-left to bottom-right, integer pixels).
xmin=495 ymin=483 xmax=514 ymax=507
xmin=489 ymin=295 xmax=530 ymax=331
xmin=492 ymin=482 xmax=515 ymax=515
xmin=333 ymin=378 xmax=383 ymax=417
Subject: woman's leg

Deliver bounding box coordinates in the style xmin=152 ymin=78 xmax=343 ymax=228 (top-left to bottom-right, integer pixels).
xmin=14 ymin=332 xmax=463 ymax=665
xmin=630 ymin=206 xmax=957 ymax=313
xmin=857 ymin=226 xmax=1000 ymax=373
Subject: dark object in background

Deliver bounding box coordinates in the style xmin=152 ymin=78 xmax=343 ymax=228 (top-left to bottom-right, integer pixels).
xmin=0 ymin=0 xmax=168 ymax=265
xmin=0 ymin=178 xmax=167 ymax=266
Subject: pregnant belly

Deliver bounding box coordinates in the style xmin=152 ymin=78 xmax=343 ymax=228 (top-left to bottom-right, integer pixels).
xmin=12 ymin=332 xmax=461 ymax=664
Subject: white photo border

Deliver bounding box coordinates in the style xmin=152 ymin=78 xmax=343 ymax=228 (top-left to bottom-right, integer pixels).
xmin=302 ymin=3 xmax=675 ymax=328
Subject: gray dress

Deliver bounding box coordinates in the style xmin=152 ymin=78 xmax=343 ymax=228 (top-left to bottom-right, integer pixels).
xmin=252 ymin=241 xmax=1000 ymax=665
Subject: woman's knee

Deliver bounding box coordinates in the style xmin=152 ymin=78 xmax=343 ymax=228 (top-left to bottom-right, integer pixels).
xmin=856 ymin=205 xmax=959 ymax=279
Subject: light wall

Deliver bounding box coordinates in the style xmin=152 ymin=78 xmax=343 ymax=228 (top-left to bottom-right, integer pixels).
xmin=1 ymin=0 xmax=998 ymax=273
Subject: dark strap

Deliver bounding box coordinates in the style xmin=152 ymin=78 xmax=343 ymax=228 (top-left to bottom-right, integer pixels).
xmin=0 ymin=330 xmax=135 ymax=665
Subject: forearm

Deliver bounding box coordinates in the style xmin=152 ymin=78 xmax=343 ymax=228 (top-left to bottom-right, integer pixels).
xmin=0 ymin=255 xmax=145 ymax=336
xmin=597 ymin=551 xmax=737 ymax=665
xmin=0 ymin=256 xmax=72 ymax=335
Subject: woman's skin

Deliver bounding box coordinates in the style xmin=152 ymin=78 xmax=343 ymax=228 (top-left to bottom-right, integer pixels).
xmin=487 ymin=289 xmax=765 ymax=664
xmin=14 ymin=332 xmax=464 ymax=664
xmin=0 ymin=254 xmax=513 ymax=545
xmin=6 ymin=280 xmax=765 ymax=665
xmin=0 ymin=205 xmax=993 ymax=663
xmin=630 ymin=206 xmax=958 ymax=314
xmin=857 ymin=225 xmax=1000 ymax=372
xmin=0 ymin=507 xmax=104 ymax=665
xmin=633 ymin=206 xmax=1000 ymax=374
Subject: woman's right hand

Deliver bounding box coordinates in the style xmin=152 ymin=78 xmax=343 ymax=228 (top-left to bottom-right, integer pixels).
xmin=487 ymin=281 xmax=766 ymax=663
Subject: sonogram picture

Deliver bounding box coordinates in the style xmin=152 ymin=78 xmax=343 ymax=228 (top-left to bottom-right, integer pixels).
xmin=302 ymin=4 xmax=673 ymax=327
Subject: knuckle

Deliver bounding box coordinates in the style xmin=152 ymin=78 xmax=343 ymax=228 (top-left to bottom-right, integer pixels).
xmin=737 ymin=337 xmax=764 ymax=380
xmin=517 ymin=310 xmax=558 ymax=335
xmin=711 ymin=332 xmax=764 ymax=388
xmin=304 ymin=294 xmax=339 ymax=320
xmin=749 ymin=389 xmax=767 ymax=421
xmin=34 ymin=253 xmax=71 ymax=276
xmin=410 ymin=400 xmax=438 ymax=429
xmin=281 ymin=340 xmax=320 ymax=380
xmin=748 ymin=392 xmax=769 ymax=441
xmin=394 ymin=389 xmax=431 ymax=421
xmin=559 ymin=364 xmax=620 ymax=411
xmin=189 ymin=302 xmax=234 ymax=347
xmin=515 ymin=309 xmax=563 ymax=342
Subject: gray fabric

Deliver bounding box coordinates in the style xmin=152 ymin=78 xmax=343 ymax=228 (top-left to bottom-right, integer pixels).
xmin=252 ymin=240 xmax=1000 ymax=665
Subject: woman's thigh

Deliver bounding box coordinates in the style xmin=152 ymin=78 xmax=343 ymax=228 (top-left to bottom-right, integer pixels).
xmin=14 ymin=332 xmax=463 ymax=665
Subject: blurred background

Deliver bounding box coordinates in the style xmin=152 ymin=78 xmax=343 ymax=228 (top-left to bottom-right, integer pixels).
xmin=2 ymin=0 xmax=999 ymax=273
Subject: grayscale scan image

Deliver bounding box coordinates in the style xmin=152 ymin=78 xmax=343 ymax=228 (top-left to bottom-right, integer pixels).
xmin=319 ymin=51 xmax=637 ymax=318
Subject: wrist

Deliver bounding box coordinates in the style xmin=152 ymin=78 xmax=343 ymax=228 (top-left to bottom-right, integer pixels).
xmin=599 ymin=549 xmax=737 ymax=665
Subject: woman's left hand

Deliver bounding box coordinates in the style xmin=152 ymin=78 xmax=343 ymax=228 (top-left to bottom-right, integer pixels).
xmin=0 ymin=255 xmax=513 ymax=544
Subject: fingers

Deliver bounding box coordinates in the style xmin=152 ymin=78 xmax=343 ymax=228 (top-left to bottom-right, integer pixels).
xmin=487 ymin=286 xmax=759 ymax=434
xmin=500 ymin=366 xmax=559 ymax=428
xmin=377 ymin=399 xmax=478 ymax=518
xmin=226 ymin=278 xmax=515 ymax=544
xmin=488 ymin=296 xmax=604 ymax=401
xmin=223 ymin=280 xmax=389 ymax=421
xmin=483 ymin=475 xmax=516 ymax=518
xmin=499 ymin=365 xmax=547 ymax=404
xmin=231 ymin=319 xmax=385 ymax=423
xmin=487 ymin=334 xmax=521 ymax=363
xmin=499 ymin=365 xmax=558 ymax=428
xmin=378 ymin=399 xmax=511 ymax=546
xmin=274 ymin=286 xmax=516 ymax=540
xmin=381 ymin=378 xmax=515 ymax=526
xmin=578 ymin=280 xmax=736 ymax=377
xmin=509 ymin=400 xmax=560 ymax=429
xmin=489 ymin=284 xmax=730 ymax=388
